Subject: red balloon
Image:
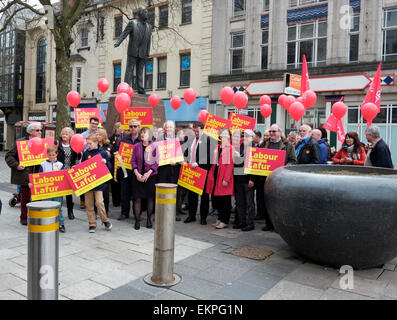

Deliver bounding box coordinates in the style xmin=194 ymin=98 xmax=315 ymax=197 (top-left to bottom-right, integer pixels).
xmin=98 ymin=115 xmax=104 ymax=124
xmin=28 ymin=137 xmax=44 ymax=155
xmin=170 ymin=96 xmax=182 ymax=111
xmin=362 ymin=103 xmax=378 ymax=125
xmin=289 ymin=102 xmax=305 ymax=121
xmin=332 ymin=102 xmax=348 ymax=119
xmin=67 ymin=90 xmax=81 ymax=108
xmin=127 ymin=86 xmax=134 ymax=98
xmin=284 ymin=96 xmax=296 ymax=111
xmin=148 ymin=94 xmax=159 ymax=107
xmin=303 ymin=90 xmax=317 ymax=109
xmin=233 ymin=91 xmax=248 ymax=110
xmin=97 ymin=78 xmax=109 ymax=93
xmin=117 ymin=82 xmax=130 ymax=95
xmin=70 ymin=134 xmax=86 ymax=154
xmin=220 ymin=87 xmax=234 ymax=105
xmin=198 ymin=110 xmax=209 ymax=123
xmin=184 ymin=88 xmax=197 ymax=105
xmin=260 ymin=104 xmax=272 ymax=119
xmin=115 ymin=93 xmax=131 ymax=113
xmin=260 ymin=95 xmax=271 ymax=106
xmin=297 ymin=96 xmax=306 ymax=106
xmin=278 ymin=94 xmax=287 ymax=107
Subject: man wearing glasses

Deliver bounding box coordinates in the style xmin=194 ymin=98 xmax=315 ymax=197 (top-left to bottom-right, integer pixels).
xmin=6 ymin=122 xmax=43 ymax=225
xmin=260 ymin=124 xmax=297 ymax=231
xmin=82 ymin=117 xmax=100 ymax=139
xmin=117 ymin=119 xmax=142 ymax=221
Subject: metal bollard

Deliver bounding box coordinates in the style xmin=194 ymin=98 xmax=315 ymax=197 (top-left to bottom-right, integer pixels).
xmin=27 ymin=201 xmax=60 ymax=300
xmin=144 ymin=183 xmax=181 ymax=287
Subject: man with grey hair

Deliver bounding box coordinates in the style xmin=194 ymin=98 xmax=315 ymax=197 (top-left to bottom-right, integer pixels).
xmin=6 ymin=122 xmax=43 ymax=225
xmin=364 ymin=126 xmax=393 ymax=168
xmin=117 ymin=119 xmax=142 ymax=221
xmin=156 ymin=120 xmax=185 ymax=221
xmin=295 ymin=124 xmax=321 ymax=164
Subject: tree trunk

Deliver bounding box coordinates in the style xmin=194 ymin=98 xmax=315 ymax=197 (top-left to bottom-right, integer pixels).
xmin=54 ymin=39 xmax=71 ymax=138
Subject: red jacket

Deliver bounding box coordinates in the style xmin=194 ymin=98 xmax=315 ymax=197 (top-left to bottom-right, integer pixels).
xmin=205 ymin=143 xmax=234 ymax=196
xmin=333 ymin=146 xmax=366 ymax=166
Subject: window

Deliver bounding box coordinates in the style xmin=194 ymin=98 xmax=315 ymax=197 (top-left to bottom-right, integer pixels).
xmin=233 ymin=0 xmax=245 ymax=16
xmin=159 ymin=5 xmax=168 ymax=27
xmin=180 ymin=53 xmax=191 ymax=87
xmin=349 ymin=14 xmax=360 ymax=63
xmin=81 ymin=28 xmax=88 ymax=47
xmin=157 ymin=57 xmax=167 ymax=89
xmin=148 ymin=8 xmax=155 ymax=27
xmin=114 ymin=16 xmax=123 ymax=38
xmin=230 ymin=32 xmax=245 ymax=74
xmin=145 ymin=59 xmax=153 ymax=90
xmin=69 ymin=68 xmax=73 ymax=91
xmin=76 ymin=67 xmax=81 ymax=94
xmin=383 ymin=8 xmax=397 ymax=61
xmin=263 ymin=0 xmax=270 ymax=12
xmin=261 ymin=29 xmax=269 ymax=70
xmin=287 ymin=20 xmax=327 ymax=69
xmin=36 ymin=37 xmax=47 ymax=103
xmin=181 ymin=0 xmax=192 ymax=24
xmin=0 ymin=28 xmax=16 ymax=104
xmin=289 ymin=0 xmax=326 ymax=7
xmin=113 ymin=63 xmax=121 ymax=92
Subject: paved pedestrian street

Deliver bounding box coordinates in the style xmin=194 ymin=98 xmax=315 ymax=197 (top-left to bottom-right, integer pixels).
xmin=0 ymin=151 xmax=397 ymax=300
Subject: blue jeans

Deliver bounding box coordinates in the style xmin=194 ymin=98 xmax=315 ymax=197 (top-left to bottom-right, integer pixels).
xmin=49 ymin=197 xmax=64 ymax=226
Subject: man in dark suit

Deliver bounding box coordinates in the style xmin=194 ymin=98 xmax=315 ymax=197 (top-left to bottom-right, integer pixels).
xmin=114 ymin=6 xmax=152 ymax=94
xmin=184 ymin=123 xmax=216 ymax=225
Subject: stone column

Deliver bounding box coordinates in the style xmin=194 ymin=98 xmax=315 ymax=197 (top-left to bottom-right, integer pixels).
xmin=359 ymin=0 xmax=382 ymax=62
xmin=327 ymin=0 xmax=350 ymax=65
xmin=245 ymin=0 xmax=262 ymax=73
xmin=268 ymin=0 xmax=288 ymax=70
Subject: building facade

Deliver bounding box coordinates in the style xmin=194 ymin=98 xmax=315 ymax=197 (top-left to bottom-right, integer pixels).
xmin=209 ymin=0 xmax=397 ymax=164
xmin=21 ymin=0 xmax=212 ymax=140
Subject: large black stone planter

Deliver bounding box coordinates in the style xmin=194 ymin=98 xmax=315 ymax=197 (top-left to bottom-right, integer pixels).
xmin=265 ymin=165 xmax=397 ymax=269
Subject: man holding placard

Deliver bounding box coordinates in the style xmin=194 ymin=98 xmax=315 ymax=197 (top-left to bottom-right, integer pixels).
xmin=6 ymin=122 xmax=44 ymax=225
xmin=183 ymin=123 xmax=215 ymax=225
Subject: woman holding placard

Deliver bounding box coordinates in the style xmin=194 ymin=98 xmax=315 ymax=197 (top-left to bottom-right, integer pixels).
xmin=131 ymin=127 xmax=158 ymax=230
xmin=205 ymin=127 xmax=235 ymax=229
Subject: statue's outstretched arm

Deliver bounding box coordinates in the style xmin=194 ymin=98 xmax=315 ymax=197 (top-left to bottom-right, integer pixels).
xmin=114 ymin=20 xmax=134 ymax=47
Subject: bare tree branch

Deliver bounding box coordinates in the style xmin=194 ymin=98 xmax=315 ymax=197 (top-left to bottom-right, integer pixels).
xmin=0 ymin=0 xmax=44 ymax=16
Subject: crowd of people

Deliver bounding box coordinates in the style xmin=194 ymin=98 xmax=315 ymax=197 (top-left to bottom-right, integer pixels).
xmin=5 ymin=117 xmax=394 ymax=234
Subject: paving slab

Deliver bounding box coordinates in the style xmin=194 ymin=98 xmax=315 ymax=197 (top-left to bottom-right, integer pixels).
xmin=216 ymin=280 xmax=270 ymax=300
xmin=170 ymin=274 xmax=223 ymax=300
xmin=331 ymin=276 xmax=388 ymax=299
xmin=320 ymin=288 xmax=374 ymax=300
xmin=60 ymin=279 xmax=112 ymax=300
xmin=260 ymin=280 xmax=325 ymax=300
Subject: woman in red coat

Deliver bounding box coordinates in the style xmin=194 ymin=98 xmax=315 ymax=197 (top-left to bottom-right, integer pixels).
xmin=206 ymin=127 xmax=235 ymax=229
xmin=333 ymin=131 xmax=366 ymax=166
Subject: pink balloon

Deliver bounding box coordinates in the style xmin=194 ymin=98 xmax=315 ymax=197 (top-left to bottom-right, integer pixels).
xmin=28 ymin=137 xmax=44 ymax=155
xmin=115 ymin=93 xmax=131 ymax=113
xmin=117 ymin=82 xmax=130 ymax=95
xmin=297 ymin=96 xmax=306 ymax=106
xmin=233 ymin=91 xmax=248 ymax=110
xmin=148 ymin=94 xmax=159 ymax=107
xmin=303 ymin=90 xmax=317 ymax=109
xmin=284 ymin=96 xmax=296 ymax=111
xmin=198 ymin=110 xmax=209 ymax=123
xmin=289 ymin=102 xmax=306 ymax=121
xmin=332 ymin=102 xmax=348 ymax=119
xmin=70 ymin=134 xmax=86 ymax=154
xmin=278 ymin=94 xmax=287 ymax=107
xmin=98 ymin=115 xmax=104 ymax=124
xmin=260 ymin=95 xmax=271 ymax=106
xmin=220 ymin=87 xmax=234 ymax=105
xmin=260 ymin=104 xmax=272 ymax=119
xmin=67 ymin=90 xmax=81 ymax=108
xmin=97 ymin=78 xmax=110 ymax=93
xmin=184 ymin=88 xmax=197 ymax=105
xmin=362 ymin=103 xmax=378 ymax=125
xmin=127 ymin=86 xmax=134 ymax=98
xmin=170 ymin=96 xmax=182 ymax=111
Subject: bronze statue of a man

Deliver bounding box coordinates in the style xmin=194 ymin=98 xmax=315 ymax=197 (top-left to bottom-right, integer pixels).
xmin=114 ymin=6 xmax=152 ymax=94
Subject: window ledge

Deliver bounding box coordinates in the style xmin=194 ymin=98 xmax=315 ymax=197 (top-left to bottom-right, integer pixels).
xmin=180 ymin=22 xmax=192 ymax=27
xmin=158 ymin=26 xmax=168 ymax=30
xmin=230 ymin=15 xmax=246 ymax=22
xmin=155 ymin=88 xmax=167 ymax=91
xmin=77 ymin=46 xmax=90 ymax=52
xmin=178 ymin=86 xmax=190 ymax=89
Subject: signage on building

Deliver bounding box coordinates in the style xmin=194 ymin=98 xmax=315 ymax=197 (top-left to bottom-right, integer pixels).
xmin=28 ymin=113 xmax=47 ymax=121
xmin=284 ymin=73 xmax=301 ymax=96
xmin=245 ymin=74 xmax=395 ymax=96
